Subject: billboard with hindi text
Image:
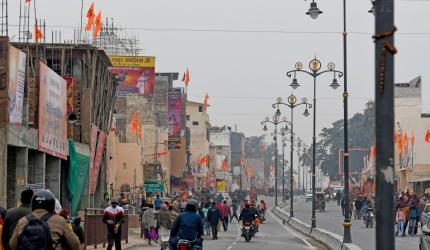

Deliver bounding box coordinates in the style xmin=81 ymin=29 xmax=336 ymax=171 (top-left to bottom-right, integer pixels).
xmin=8 ymin=46 xmax=26 ymax=124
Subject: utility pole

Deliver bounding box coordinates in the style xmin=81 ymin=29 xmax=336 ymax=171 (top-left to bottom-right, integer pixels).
xmin=374 ymin=0 xmax=396 ymax=249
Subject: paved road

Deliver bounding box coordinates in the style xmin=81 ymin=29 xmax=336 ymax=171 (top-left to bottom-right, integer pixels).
xmin=129 ymin=197 xmax=322 ymax=250
xmin=289 ymin=197 xmax=420 ymax=250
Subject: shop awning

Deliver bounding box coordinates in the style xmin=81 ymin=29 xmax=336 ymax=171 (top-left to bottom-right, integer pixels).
xmin=409 ymin=176 xmax=430 ymax=183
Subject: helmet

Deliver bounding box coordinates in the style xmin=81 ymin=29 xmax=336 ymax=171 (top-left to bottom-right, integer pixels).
xmin=186 ymin=199 xmax=198 ymax=212
xmin=32 ymin=190 xmax=56 ymax=214
xmin=111 ymin=198 xmax=119 ymax=205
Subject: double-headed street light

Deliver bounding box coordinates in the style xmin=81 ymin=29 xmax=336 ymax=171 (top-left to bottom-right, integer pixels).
xmin=286 ymin=58 xmax=343 ymax=229
xmin=271 ymin=126 xmax=291 ymax=204
xmin=261 ymin=115 xmax=290 ymax=207
xmin=272 ymin=95 xmax=312 ymax=217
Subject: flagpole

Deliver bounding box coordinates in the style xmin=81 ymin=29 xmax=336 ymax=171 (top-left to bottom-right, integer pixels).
xmin=80 ymin=0 xmax=83 ymax=42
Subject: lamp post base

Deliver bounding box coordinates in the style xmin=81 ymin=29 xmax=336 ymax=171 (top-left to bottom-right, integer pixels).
xmin=311 ymin=217 xmax=316 ymax=229
xmin=343 ymin=219 xmax=352 ymax=243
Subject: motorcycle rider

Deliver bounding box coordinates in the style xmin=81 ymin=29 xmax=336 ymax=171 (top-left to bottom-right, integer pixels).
xmin=9 ymin=190 xmax=81 ymax=250
xmin=169 ymin=199 xmax=204 ymax=250
xmin=239 ymin=203 xmax=258 ymax=235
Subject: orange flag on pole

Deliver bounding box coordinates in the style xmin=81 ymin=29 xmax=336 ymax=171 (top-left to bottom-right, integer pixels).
xmin=411 ymin=131 xmax=415 ymax=145
xmin=221 ymin=159 xmax=228 ymax=171
xmin=138 ymin=123 xmax=143 ymax=141
xmin=85 ymin=3 xmax=95 ymax=31
xmin=131 ymin=112 xmax=137 ymax=134
xmin=93 ymin=11 xmax=102 ymax=38
xmin=182 ymin=67 xmax=190 ymax=87
xmin=402 ymin=132 xmax=408 ymax=150
xmin=371 ymin=144 xmax=376 ymax=159
xmin=203 ymin=92 xmax=209 ymax=110
xmin=425 ymin=129 xmax=430 ymax=143
xmin=34 ymin=23 xmax=43 ymax=43
xmin=199 ymin=156 xmax=209 ymax=165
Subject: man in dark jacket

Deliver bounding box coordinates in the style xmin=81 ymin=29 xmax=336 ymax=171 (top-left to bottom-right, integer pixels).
xmin=103 ymin=199 xmax=125 ymax=250
xmin=1 ymin=189 xmax=33 ymax=250
xmin=207 ymin=201 xmax=221 ymax=240
xmin=169 ymin=199 xmax=204 ymax=250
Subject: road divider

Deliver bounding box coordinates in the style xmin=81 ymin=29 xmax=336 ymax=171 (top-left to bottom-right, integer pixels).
xmin=271 ymin=206 xmax=362 ymax=250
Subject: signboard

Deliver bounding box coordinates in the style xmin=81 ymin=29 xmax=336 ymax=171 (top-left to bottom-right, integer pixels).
xmin=89 ymin=124 xmax=107 ymax=195
xmin=144 ymin=183 xmax=164 ymax=192
xmin=38 ymin=62 xmax=68 ymax=160
xmin=8 ymin=46 xmax=26 ymax=124
xmin=168 ymin=88 xmax=182 ymax=149
xmin=109 ymin=56 xmax=155 ymax=97
xmin=26 ymin=183 xmax=45 ymax=193
xmin=209 ymin=174 xmax=216 ymax=188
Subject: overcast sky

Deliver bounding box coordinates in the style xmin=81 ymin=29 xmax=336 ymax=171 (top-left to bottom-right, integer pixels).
xmin=8 ymin=0 xmax=430 ymax=145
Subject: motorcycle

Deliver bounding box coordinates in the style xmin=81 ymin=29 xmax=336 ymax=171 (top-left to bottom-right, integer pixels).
xmin=242 ymin=220 xmax=254 ymax=242
xmin=176 ymin=239 xmax=201 ymax=250
xmin=364 ymin=207 xmax=375 ymax=228
xmin=259 ymin=209 xmax=266 ymax=223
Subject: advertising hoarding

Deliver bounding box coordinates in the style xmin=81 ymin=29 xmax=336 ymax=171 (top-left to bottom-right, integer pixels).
xmin=109 ymin=56 xmax=155 ymax=97
xmin=38 ymin=62 xmax=68 ymax=160
xmin=8 ymin=46 xmax=26 ymax=124
xmin=168 ymin=88 xmax=182 ymax=149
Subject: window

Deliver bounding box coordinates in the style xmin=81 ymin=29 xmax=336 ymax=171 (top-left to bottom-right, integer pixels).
xmin=192 ymin=121 xmax=199 ymax=126
xmin=198 ymin=106 xmax=203 ymax=112
xmin=186 ymin=115 xmax=190 ymax=121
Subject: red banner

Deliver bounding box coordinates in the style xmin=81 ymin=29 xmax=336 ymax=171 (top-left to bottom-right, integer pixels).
xmin=209 ymin=173 xmax=216 ymax=188
xmin=89 ymin=124 xmax=107 ymax=194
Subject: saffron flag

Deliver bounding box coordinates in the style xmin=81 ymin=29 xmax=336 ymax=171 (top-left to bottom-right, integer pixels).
xmin=93 ymin=11 xmax=102 ymax=38
xmin=371 ymin=144 xmax=376 ymax=159
xmin=182 ymin=67 xmax=190 ymax=87
xmin=199 ymin=156 xmax=209 ymax=165
xmin=402 ymin=132 xmax=408 ymax=151
xmin=426 ymin=129 xmax=430 ymax=143
xmin=221 ymin=159 xmax=228 ymax=171
xmin=34 ymin=23 xmax=43 ymax=43
xmin=131 ymin=112 xmax=137 ymax=134
xmin=203 ymin=92 xmax=209 ymax=110
xmin=138 ymin=123 xmax=142 ymax=141
xmin=85 ymin=3 xmax=95 ymax=31
xmin=411 ymin=131 xmax=415 ymax=145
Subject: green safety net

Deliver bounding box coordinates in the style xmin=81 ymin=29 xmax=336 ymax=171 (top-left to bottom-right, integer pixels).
xmin=68 ymin=139 xmax=90 ymax=215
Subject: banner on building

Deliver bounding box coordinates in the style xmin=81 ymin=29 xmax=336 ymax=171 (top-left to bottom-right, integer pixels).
xmin=89 ymin=124 xmax=107 ymax=195
xmin=64 ymin=76 xmax=74 ymax=114
xmin=168 ymin=88 xmax=182 ymax=149
xmin=68 ymin=139 xmax=90 ymax=214
xmin=209 ymin=173 xmax=216 ymax=188
xmin=109 ymin=56 xmax=155 ymax=97
xmin=216 ymin=180 xmax=226 ymax=192
xmin=8 ymin=46 xmax=26 ymax=124
xmin=38 ymin=62 xmax=68 ymax=160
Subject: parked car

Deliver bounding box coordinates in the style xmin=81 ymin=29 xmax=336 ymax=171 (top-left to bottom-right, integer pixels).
xmin=421 ymin=203 xmax=430 ymax=228
xmin=305 ymin=191 xmax=313 ymax=202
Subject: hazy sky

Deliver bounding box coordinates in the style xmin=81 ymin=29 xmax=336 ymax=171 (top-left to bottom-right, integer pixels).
xmin=8 ymin=0 xmax=430 ymax=145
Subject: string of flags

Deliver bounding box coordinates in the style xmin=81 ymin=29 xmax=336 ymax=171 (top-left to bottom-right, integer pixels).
xmin=85 ymin=2 xmax=102 ymax=38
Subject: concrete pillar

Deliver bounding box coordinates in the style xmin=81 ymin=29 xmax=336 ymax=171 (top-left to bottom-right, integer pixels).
xmin=45 ymin=154 xmax=61 ymax=200
xmin=28 ymin=150 xmax=45 ymax=184
xmin=15 ymin=147 xmax=29 ymax=206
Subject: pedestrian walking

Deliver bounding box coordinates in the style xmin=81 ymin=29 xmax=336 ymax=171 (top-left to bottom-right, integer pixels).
xmin=221 ymin=200 xmax=231 ymax=231
xmin=396 ymin=205 xmax=406 ymax=237
xmin=354 ymin=196 xmax=363 ymax=220
xmin=72 ymin=217 xmax=84 ymax=248
xmin=207 ymin=202 xmax=221 ymax=240
xmin=1 ymin=189 xmax=33 ymax=250
xmin=230 ymin=199 xmax=239 ymax=223
xmin=0 ymin=207 xmax=6 ymax=250
xmin=154 ymin=195 xmax=162 ymax=211
xmin=403 ymin=203 xmax=410 ymax=235
xmin=157 ymin=204 xmax=172 ymax=250
xmin=409 ymin=203 xmax=420 ymax=236
xmin=202 ymin=203 xmax=211 ymax=235
xmin=9 ymin=190 xmax=80 ymax=250
xmin=142 ymin=204 xmax=157 ymax=245
xmin=103 ymin=199 xmax=125 ymax=250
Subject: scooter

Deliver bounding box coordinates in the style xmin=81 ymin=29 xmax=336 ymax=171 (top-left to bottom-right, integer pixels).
xmin=364 ymin=208 xmax=375 ymax=228
xmin=242 ymin=220 xmax=253 ymax=242
xmin=176 ymin=239 xmax=201 ymax=250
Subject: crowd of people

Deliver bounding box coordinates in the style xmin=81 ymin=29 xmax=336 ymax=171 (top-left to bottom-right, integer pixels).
xmin=395 ymin=192 xmax=421 ymax=237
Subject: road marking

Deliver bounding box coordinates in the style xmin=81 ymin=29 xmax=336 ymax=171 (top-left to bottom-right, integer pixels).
xmin=269 ymin=208 xmax=316 ymax=250
xmin=227 ymin=246 xmax=232 ymax=250
xmin=233 ymin=241 xmax=237 ymax=245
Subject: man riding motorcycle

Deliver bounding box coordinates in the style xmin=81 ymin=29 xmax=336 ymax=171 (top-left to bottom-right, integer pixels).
xmin=169 ymin=199 xmax=204 ymax=250
xmin=239 ymin=203 xmax=259 ymax=236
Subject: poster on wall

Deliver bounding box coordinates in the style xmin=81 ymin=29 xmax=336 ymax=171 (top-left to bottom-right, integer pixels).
xmin=109 ymin=56 xmax=155 ymax=97
xmin=168 ymin=88 xmax=182 ymax=149
xmin=89 ymin=124 xmax=107 ymax=195
xmin=8 ymin=46 xmax=26 ymax=124
xmin=38 ymin=62 xmax=68 ymax=160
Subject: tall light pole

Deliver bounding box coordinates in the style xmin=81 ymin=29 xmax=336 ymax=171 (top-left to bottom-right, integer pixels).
xmin=272 ymin=127 xmax=290 ymax=203
xmin=261 ymin=116 xmax=290 ymax=207
xmin=273 ymin=95 xmax=312 ymax=217
xmin=286 ymin=58 xmax=343 ymax=229
xmin=374 ymin=0 xmax=396 ymax=249
xmin=305 ymin=0 xmax=352 ymax=243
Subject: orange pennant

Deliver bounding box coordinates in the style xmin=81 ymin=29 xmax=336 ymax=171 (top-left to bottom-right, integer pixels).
xmin=93 ymin=11 xmax=102 ymax=38
xmin=203 ymin=92 xmax=209 ymax=110
xmin=183 ymin=67 xmax=190 ymax=87
xmin=138 ymin=123 xmax=142 ymax=141
xmin=425 ymin=129 xmax=430 ymax=143
xmin=34 ymin=23 xmax=43 ymax=43
xmin=221 ymin=159 xmax=228 ymax=171
xmin=85 ymin=3 xmax=95 ymax=31
xmin=199 ymin=156 xmax=209 ymax=165
xmin=131 ymin=112 xmax=137 ymax=134
xmin=411 ymin=131 xmax=415 ymax=145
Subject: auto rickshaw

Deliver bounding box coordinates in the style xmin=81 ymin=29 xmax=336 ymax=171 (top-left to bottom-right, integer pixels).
xmin=315 ymin=192 xmax=326 ymax=212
